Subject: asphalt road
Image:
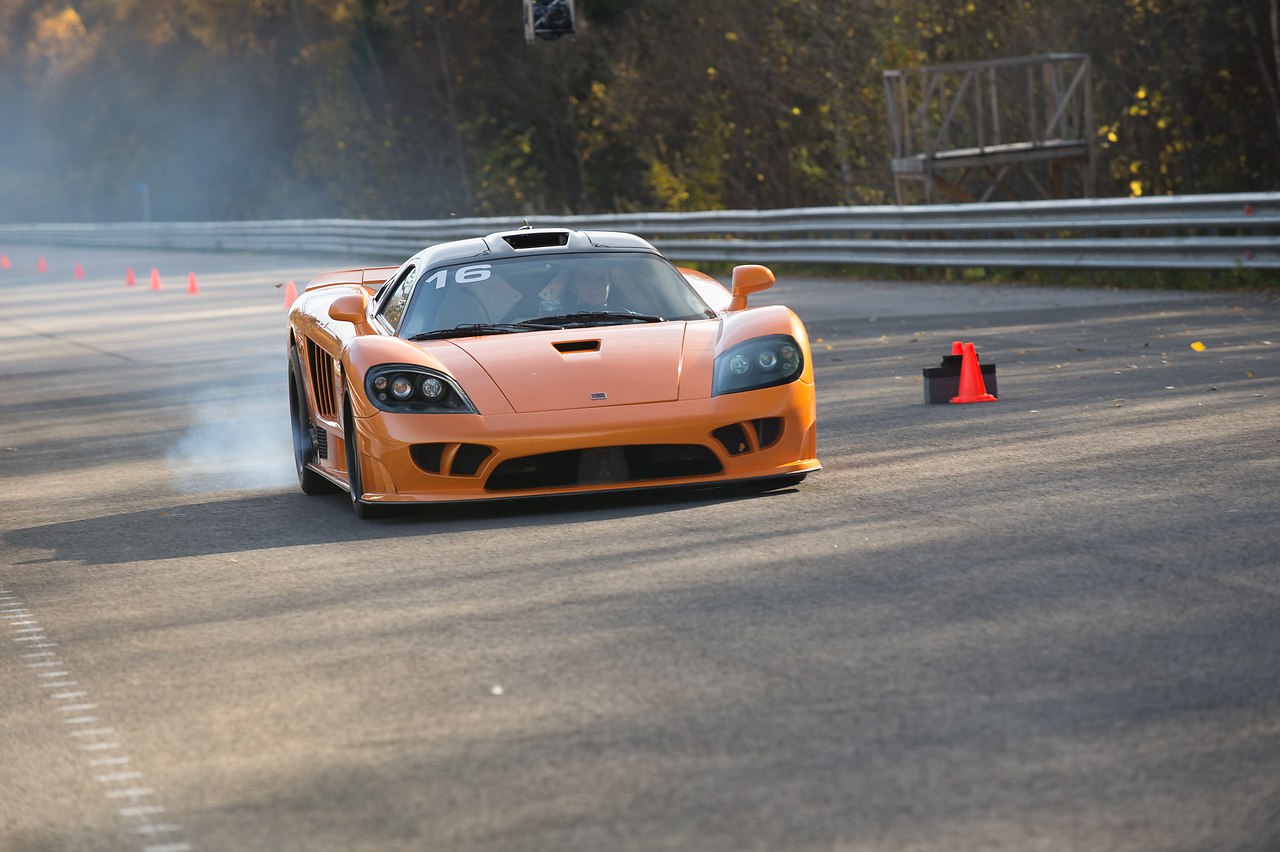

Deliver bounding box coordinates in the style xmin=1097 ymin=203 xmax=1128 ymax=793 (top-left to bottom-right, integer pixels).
xmin=1 ymin=245 xmax=1277 ymax=852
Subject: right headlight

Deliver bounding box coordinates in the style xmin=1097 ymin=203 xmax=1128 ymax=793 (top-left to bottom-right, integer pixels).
xmin=713 ymin=334 xmax=804 ymax=395
xmin=364 ymin=364 xmax=477 ymax=413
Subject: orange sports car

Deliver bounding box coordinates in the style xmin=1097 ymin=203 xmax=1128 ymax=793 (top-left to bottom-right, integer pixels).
xmin=287 ymin=227 xmax=819 ymax=517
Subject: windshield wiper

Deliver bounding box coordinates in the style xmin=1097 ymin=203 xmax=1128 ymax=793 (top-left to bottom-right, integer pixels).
xmin=520 ymin=311 xmax=665 ymax=327
xmin=408 ymin=322 xmax=555 ymax=341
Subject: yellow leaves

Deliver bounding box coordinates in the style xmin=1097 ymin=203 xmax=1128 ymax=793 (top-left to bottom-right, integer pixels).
xmin=28 ymin=6 xmax=89 ymax=68
xmin=1190 ymin=341 xmax=1206 ymax=351
xmin=1135 ymin=85 xmax=1147 ymax=100
xmin=1129 ymin=161 xmax=1142 ymax=174
xmin=791 ymin=106 xmax=802 ymax=116
xmin=34 ymin=7 xmax=85 ymax=42
xmin=724 ymin=31 xmax=739 ymax=42
xmin=590 ymin=80 xmax=607 ymax=100
xmin=1108 ymin=131 xmax=1119 ymax=143
xmin=1129 ymin=180 xmax=1144 ymax=197
xmin=706 ymin=66 xmax=717 ymax=80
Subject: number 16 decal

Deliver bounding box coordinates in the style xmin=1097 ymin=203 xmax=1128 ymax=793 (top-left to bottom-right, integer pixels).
xmin=425 ymin=264 xmax=492 ymax=289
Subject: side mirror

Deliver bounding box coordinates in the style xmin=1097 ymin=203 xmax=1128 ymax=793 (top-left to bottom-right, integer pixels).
xmin=328 ymin=292 xmax=372 ymax=333
xmin=728 ymin=265 xmax=775 ymax=311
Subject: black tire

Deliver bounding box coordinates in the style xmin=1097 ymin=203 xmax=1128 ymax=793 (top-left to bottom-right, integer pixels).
xmin=288 ymin=347 xmax=335 ymax=495
xmin=343 ymin=397 xmax=384 ymax=519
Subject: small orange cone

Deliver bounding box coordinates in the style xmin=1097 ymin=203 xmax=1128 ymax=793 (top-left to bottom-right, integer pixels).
xmin=37 ymin=257 xmax=48 ymax=273
xmin=74 ymin=262 xmax=85 ymax=280
xmin=950 ymin=342 xmax=997 ymax=404
xmin=149 ymin=268 xmax=162 ymax=291
xmin=1 ymin=254 xmax=9 ymax=270
xmin=125 ymin=267 xmax=136 ymax=287
xmin=951 ymin=340 xmax=963 ymax=356
xmin=283 ymin=280 xmax=298 ymax=308
xmin=186 ymin=272 xmax=200 ymax=295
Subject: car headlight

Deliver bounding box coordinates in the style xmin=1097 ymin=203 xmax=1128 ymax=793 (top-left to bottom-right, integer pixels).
xmin=364 ymin=364 xmax=476 ymax=413
xmin=713 ymin=335 xmax=804 ymax=395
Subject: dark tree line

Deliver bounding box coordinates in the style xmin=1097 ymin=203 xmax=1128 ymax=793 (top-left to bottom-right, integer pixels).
xmin=0 ymin=0 xmax=1276 ymax=223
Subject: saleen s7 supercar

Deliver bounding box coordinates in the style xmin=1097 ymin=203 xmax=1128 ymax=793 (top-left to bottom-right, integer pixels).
xmin=287 ymin=227 xmax=819 ymax=517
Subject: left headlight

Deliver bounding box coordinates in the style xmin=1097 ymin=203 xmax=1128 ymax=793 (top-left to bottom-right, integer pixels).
xmin=364 ymin=364 xmax=477 ymax=413
xmin=713 ymin=334 xmax=805 ymax=396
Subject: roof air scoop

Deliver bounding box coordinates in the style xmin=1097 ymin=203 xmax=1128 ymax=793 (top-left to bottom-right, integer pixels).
xmin=503 ymin=230 xmax=570 ymax=250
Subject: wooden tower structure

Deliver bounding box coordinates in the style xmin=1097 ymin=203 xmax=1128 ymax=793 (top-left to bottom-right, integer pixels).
xmin=884 ymin=53 xmax=1095 ymax=204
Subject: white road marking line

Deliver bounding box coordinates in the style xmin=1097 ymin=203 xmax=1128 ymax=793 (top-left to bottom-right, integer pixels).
xmin=90 ymin=756 xmax=131 ymax=766
xmin=70 ymin=727 xmax=116 ymax=737
xmin=119 ymin=805 xmax=165 ymax=817
xmin=105 ymin=787 xmax=155 ymax=798
xmin=5 ymin=591 xmax=193 ymax=852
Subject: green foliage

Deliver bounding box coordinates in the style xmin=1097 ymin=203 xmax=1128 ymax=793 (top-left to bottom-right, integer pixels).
xmin=0 ymin=0 xmax=1274 ymax=222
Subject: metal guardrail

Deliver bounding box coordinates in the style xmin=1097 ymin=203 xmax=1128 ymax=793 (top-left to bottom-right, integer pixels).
xmin=1 ymin=192 xmax=1276 ymax=270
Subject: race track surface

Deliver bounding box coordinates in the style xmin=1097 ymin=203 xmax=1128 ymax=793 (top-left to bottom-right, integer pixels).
xmin=2 ymin=246 xmax=1277 ymax=851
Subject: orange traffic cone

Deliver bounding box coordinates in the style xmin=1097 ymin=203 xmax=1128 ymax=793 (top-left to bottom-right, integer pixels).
xmin=951 ymin=340 xmax=963 ymax=356
xmin=1 ymin=254 xmax=9 ymax=270
xmin=149 ymin=268 xmax=162 ymax=291
xmin=186 ymin=272 xmax=200 ymax=295
xmin=951 ymin=342 xmax=997 ymax=404
xmin=37 ymin=257 xmax=48 ymax=273
xmin=125 ymin=267 xmax=136 ymax=287
xmin=73 ymin=262 xmax=85 ymax=280
xmin=283 ymin=280 xmax=298 ymax=308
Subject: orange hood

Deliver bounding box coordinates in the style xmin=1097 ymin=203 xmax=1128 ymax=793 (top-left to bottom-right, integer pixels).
xmin=448 ymin=322 xmax=690 ymax=413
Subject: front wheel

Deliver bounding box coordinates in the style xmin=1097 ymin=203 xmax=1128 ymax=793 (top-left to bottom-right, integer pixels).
xmin=343 ymin=397 xmax=384 ymax=519
xmin=288 ymin=347 xmax=336 ymax=495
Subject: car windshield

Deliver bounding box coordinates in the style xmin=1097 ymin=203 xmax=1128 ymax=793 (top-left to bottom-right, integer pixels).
xmin=395 ymin=252 xmax=716 ymax=339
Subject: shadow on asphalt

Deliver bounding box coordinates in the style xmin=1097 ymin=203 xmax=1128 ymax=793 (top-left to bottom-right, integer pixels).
xmin=4 ymin=481 xmax=804 ymax=567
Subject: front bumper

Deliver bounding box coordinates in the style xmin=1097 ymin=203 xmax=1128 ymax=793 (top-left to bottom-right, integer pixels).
xmin=339 ymin=381 xmax=818 ymax=504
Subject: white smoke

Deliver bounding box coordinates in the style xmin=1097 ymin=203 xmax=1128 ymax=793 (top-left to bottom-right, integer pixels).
xmin=165 ymin=375 xmax=297 ymax=493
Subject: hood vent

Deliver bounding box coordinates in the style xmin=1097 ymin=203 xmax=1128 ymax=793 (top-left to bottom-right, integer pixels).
xmin=553 ymin=339 xmax=600 ymax=353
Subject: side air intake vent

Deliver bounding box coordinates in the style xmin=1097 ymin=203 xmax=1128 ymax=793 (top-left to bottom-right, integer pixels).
xmin=306 ymin=338 xmax=337 ymax=421
xmin=503 ymin=230 xmax=570 ymax=250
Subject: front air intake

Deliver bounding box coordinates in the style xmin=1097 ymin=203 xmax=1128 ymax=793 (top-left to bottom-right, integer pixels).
xmin=486 ymin=445 xmax=722 ymax=491
xmin=411 ymin=442 xmax=494 ymax=476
